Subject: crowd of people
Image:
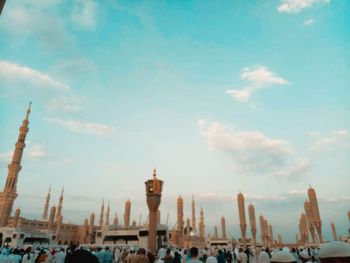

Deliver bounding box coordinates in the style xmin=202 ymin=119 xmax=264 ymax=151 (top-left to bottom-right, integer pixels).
xmin=0 ymin=241 xmax=348 ymax=263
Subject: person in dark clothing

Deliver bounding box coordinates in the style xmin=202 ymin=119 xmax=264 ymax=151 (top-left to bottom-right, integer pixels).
xmin=163 ymin=249 xmax=174 ymax=263
xmin=64 ymin=249 xmax=99 ymax=263
xmin=217 ymin=249 xmax=226 ymax=263
xmin=225 ymin=250 xmax=233 ymax=263
xmin=174 ymin=251 xmax=182 ymax=263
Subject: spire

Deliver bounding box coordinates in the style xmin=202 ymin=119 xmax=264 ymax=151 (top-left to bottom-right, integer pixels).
xmin=0 ymin=103 xmax=31 ymax=226
xmin=99 ymin=199 xmax=105 ymax=227
xmin=191 ymin=194 xmax=197 ymax=234
xmin=105 ymin=201 xmax=110 ymax=226
xmin=42 ymin=185 xmax=51 ymax=220
xmin=56 ymin=186 xmax=64 ymax=223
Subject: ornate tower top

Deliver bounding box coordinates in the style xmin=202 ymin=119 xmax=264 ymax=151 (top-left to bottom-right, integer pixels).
xmin=145 ymin=168 xmax=163 ymax=195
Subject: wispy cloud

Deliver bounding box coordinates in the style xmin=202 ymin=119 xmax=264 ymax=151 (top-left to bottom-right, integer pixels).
xmin=278 ymin=0 xmax=330 ymax=14
xmin=310 ymin=130 xmax=350 ymax=151
xmin=46 ymin=96 xmax=82 ymax=112
xmin=71 ymin=0 xmax=98 ymax=29
xmin=303 ymin=18 xmax=315 ymax=26
xmin=0 ymin=61 xmax=69 ymax=91
xmin=46 ymin=118 xmax=115 ymax=136
xmin=226 ymin=66 xmax=289 ymax=102
xmin=28 ymin=145 xmax=47 ymax=159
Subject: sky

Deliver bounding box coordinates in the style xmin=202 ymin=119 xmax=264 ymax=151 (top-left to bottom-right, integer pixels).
xmin=0 ymin=0 xmax=349 ymax=243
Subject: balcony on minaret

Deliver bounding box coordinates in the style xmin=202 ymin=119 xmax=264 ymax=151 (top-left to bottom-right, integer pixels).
xmin=145 ymin=169 xmax=163 ymax=195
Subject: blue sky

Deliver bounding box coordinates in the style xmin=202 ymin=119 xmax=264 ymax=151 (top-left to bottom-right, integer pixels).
xmin=0 ymin=0 xmax=349 ymax=242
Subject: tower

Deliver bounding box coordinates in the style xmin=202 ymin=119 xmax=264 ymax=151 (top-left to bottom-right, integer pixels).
xmin=105 ymin=201 xmax=110 ymax=226
xmin=304 ymin=200 xmax=317 ymax=243
xmin=248 ymin=204 xmax=257 ymax=243
xmin=56 ymin=214 xmax=63 ymax=243
xmin=191 ymin=195 xmax=197 ymax=234
xmin=186 ymin=218 xmax=191 ymax=248
xmin=42 ymin=186 xmax=51 ymax=220
xmin=237 ymin=191 xmax=247 ymax=243
xmin=331 ymin=222 xmax=337 ymax=241
xmin=177 ymin=195 xmax=184 ymax=248
xmin=221 ymin=216 xmax=227 ymax=239
xmin=214 ymin=225 xmax=218 ymax=239
xmin=88 ymin=211 xmax=95 ymax=244
xmin=99 ymin=199 xmax=105 ymax=227
xmin=0 ymin=102 xmax=31 ymax=226
xmin=56 ymin=187 xmax=64 ymax=223
xmin=124 ymin=199 xmax=131 ymax=227
xmin=259 ymin=215 xmax=266 ymax=246
xmin=113 ymin=212 xmax=118 ymax=225
xmin=13 ymin=208 xmax=20 ymax=228
xmin=145 ymin=169 xmax=164 ymax=254
xmin=199 ymin=206 xmax=205 ymax=241
xmin=48 ymin=205 xmax=56 ymax=230
xmin=308 ymin=186 xmax=323 ymax=242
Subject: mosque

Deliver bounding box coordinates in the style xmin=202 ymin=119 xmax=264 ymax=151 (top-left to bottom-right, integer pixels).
xmin=0 ymin=103 xmax=347 ymax=249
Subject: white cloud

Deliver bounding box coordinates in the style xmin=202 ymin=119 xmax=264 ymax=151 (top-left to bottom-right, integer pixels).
xmin=0 ymin=152 xmax=12 ymax=164
xmin=303 ymin=18 xmax=315 ymax=26
xmin=0 ymin=61 xmax=69 ymax=91
xmin=270 ymin=158 xmax=311 ymax=179
xmin=278 ymin=0 xmax=330 ymax=14
xmin=28 ymin=145 xmax=47 ymax=159
xmin=47 ymin=97 xmax=82 ymax=112
xmin=0 ymin=3 xmax=73 ymax=49
xmin=198 ymin=120 xmax=292 ymax=175
xmin=51 ymin=57 xmax=96 ymax=80
xmin=226 ymin=66 xmax=289 ymax=102
xmin=46 ymin=118 xmax=115 ymax=136
xmin=71 ymin=0 xmax=97 ymax=29
xmin=310 ymin=130 xmax=350 ymax=151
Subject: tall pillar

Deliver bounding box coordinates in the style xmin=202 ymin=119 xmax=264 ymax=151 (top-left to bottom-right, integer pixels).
xmin=83 ymin=218 xmax=88 ymax=243
xmin=259 ymin=215 xmax=265 ymax=246
xmin=177 ymin=195 xmax=184 ymax=248
xmin=99 ymin=199 xmax=105 ymax=227
xmin=89 ymin=212 xmax=95 ymax=244
xmin=56 ymin=187 xmax=64 ymax=223
xmin=304 ymin=200 xmax=317 ymax=243
xmin=0 ymin=102 xmax=31 ymax=226
xmin=42 ymin=186 xmax=51 ymax=220
xmin=214 ymin=225 xmax=218 ymax=239
xmin=331 ymin=222 xmax=337 ymax=241
xmin=221 ymin=216 xmax=227 ymax=239
xmin=191 ymin=195 xmax=197 ymax=234
xmin=308 ymin=186 xmax=323 ymax=243
xmin=56 ymin=214 xmax=63 ymax=243
xmin=248 ymin=204 xmax=257 ymax=243
xmin=48 ymin=205 xmax=56 ymax=230
xmin=186 ymin=218 xmax=191 ymax=248
xmin=113 ymin=212 xmax=118 ymax=225
xmin=13 ymin=208 xmax=20 ymax=228
xmin=237 ymin=192 xmax=247 ymax=243
xmin=145 ymin=169 xmax=163 ymax=254
xmin=124 ymin=199 xmax=131 ymax=227
xmin=199 ymin=206 xmax=205 ymax=241
xmin=105 ymin=202 xmax=110 ymax=226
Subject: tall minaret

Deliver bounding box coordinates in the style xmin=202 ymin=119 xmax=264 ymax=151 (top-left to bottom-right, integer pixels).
xmin=331 ymin=222 xmax=337 ymax=241
xmin=113 ymin=212 xmax=118 ymax=225
xmin=48 ymin=205 xmax=56 ymax=230
xmin=124 ymin=199 xmax=131 ymax=227
xmin=191 ymin=195 xmax=197 ymax=234
xmin=199 ymin=206 xmax=205 ymax=241
xmin=259 ymin=215 xmax=266 ymax=246
xmin=308 ymin=186 xmax=323 ymax=242
xmin=105 ymin=201 xmax=110 ymax=226
xmin=99 ymin=199 xmax=105 ymax=227
xmin=177 ymin=195 xmax=184 ymax=248
xmin=42 ymin=186 xmax=51 ymax=220
xmin=0 ymin=102 xmax=31 ymax=226
xmin=88 ymin=211 xmax=95 ymax=244
xmin=186 ymin=218 xmax=191 ymax=248
xmin=214 ymin=225 xmax=218 ymax=239
xmin=237 ymin=191 xmax=247 ymax=243
xmin=304 ymin=200 xmax=317 ymax=243
xmin=221 ymin=216 xmax=227 ymax=239
xmin=248 ymin=204 xmax=257 ymax=243
xmin=56 ymin=187 xmax=64 ymax=223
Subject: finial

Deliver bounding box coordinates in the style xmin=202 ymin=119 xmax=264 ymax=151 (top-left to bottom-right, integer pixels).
xmin=153 ymin=168 xmax=157 ymax=178
xmin=26 ymin=101 xmax=32 ymax=120
xmin=61 ymin=186 xmax=64 ymax=195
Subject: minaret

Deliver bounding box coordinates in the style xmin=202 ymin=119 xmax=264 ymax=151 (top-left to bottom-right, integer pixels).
xmin=177 ymin=195 xmax=184 ymax=248
xmin=42 ymin=186 xmax=51 ymax=220
xmin=237 ymin=191 xmax=247 ymax=243
xmin=299 ymin=213 xmax=308 ymax=244
xmin=99 ymin=199 xmax=105 ymax=227
xmin=186 ymin=218 xmax=191 ymax=248
xmin=331 ymin=222 xmax=337 ymax=241
xmin=199 ymin=206 xmax=205 ymax=241
xmin=124 ymin=199 xmax=131 ymax=227
xmin=145 ymin=168 xmax=164 ymax=254
xmin=113 ymin=212 xmax=118 ymax=225
xmin=83 ymin=218 xmax=89 ymax=244
xmin=304 ymin=200 xmax=317 ymax=243
xmin=308 ymin=186 xmax=323 ymax=242
xmin=191 ymin=195 xmax=197 ymax=234
xmin=157 ymin=210 xmax=161 ymax=224
xmin=56 ymin=214 xmax=63 ymax=243
xmin=88 ymin=211 xmax=95 ymax=244
xmin=214 ymin=225 xmax=218 ymax=239
xmin=0 ymin=102 xmax=31 ymax=226
xmin=248 ymin=204 xmax=257 ymax=243
xmin=105 ymin=201 xmax=110 ymax=226
xmin=56 ymin=187 xmax=64 ymax=223
xmin=269 ymin=224 xmax=273 ymax=246
xmin=221 ymin=216 xmax=227 ymax=239
xmin=13 ymin=208 xmax=20 ymax=228
xmin=48 ymin=205 xmax=56 ymax=230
